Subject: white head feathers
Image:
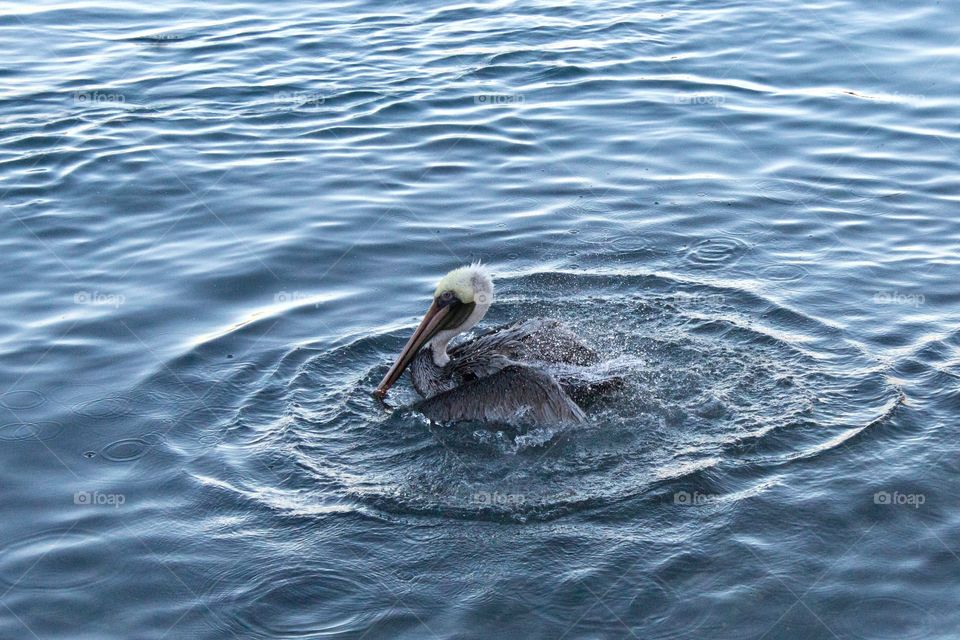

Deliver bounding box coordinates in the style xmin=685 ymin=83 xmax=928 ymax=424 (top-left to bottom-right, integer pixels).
xmin=434 ymin=262 xmax=494 ymax=306
xmin=429 ymin=263 xmax=494 ymax=366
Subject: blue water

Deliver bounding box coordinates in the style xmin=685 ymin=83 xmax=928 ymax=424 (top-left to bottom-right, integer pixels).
xmin=2 ymin=0 xmax=959 ymax=638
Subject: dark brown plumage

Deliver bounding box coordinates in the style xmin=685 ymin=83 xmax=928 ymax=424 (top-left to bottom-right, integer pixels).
xmin=409 ymin=318 xmax=616 ymax=425
xmin=375 ymin=265 xmax=620 ymax=425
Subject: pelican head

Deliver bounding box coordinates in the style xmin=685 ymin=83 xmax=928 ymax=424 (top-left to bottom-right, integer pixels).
xmin=374 ymin=263 xmax=494 ymax=398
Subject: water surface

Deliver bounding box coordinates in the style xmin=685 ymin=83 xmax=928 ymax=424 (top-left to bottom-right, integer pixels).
xmin=1 ymin=0 xmax=959 ymax=638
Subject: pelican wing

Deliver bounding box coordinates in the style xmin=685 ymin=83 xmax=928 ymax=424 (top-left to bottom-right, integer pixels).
xmin=447 ymin=317 xmax=600 ymax=379
xmin=414 ymin=364 xmax=586 ymax=426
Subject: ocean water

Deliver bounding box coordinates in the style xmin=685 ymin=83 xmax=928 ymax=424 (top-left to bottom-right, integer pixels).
xmin=1 ymin=0 xmax=959 ymax=638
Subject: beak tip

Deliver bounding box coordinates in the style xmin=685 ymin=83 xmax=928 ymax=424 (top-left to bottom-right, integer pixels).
xmin=375 ymin=299 xmax=447 ymax=404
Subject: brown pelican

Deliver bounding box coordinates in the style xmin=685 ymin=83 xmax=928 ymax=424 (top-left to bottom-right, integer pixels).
xmin=374 ymin=264 xmax=616 ymax=425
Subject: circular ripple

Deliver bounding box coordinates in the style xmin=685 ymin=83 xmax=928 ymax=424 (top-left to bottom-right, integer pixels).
xmin=502 ymin=196 xmax=540 ymax=213
xmin=87 ymin=432 xmax=179 ymax=484
xmin=179 ymin=272 xmax=898 ymax=525
xmin=608 ymin=234 xmax=657 ymax=253
xmin=0 ymin=421 xmax=63 ymax=441
xmin=164 ymin=405 xmax=235 ymax=455
xmin=0 ymin=529 xmax=117 ymax=590
xmin=224 ymin=566 xmax=392 ymax=638
xmin=558 ymin=199 xmax=612 ymax=218
xmin=47 ymin=383 xmax=112 ymax=406
xmin=836 ymin=596 xmax=933 ymax=640
xmin=0 ymin=390 xmax=46 ymax=410
xmin=754 ymin=179 xmax=808 ymax=203
xmin=545 ymin=571 xmax=716 ymax=640
xmin=141 ymin=432 xmax=166 ymax=446
xmin=685 ymin=236 xmax=749 ymax=268
xmin=72 ymin=395 xmax=134 ymax=419
xmin=758 ymin=264 xmax=810 ymax=282
xmin=101 ymin=437 xmax=153 ymax=462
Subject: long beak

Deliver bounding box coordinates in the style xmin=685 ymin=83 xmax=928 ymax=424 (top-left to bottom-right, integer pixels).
xmin=374 ymin=300 xmax=451 ymax=398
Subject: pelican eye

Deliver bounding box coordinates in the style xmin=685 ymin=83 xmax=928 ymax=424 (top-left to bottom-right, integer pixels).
xmin=438 ymin=290 xmax=456 ymax=305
